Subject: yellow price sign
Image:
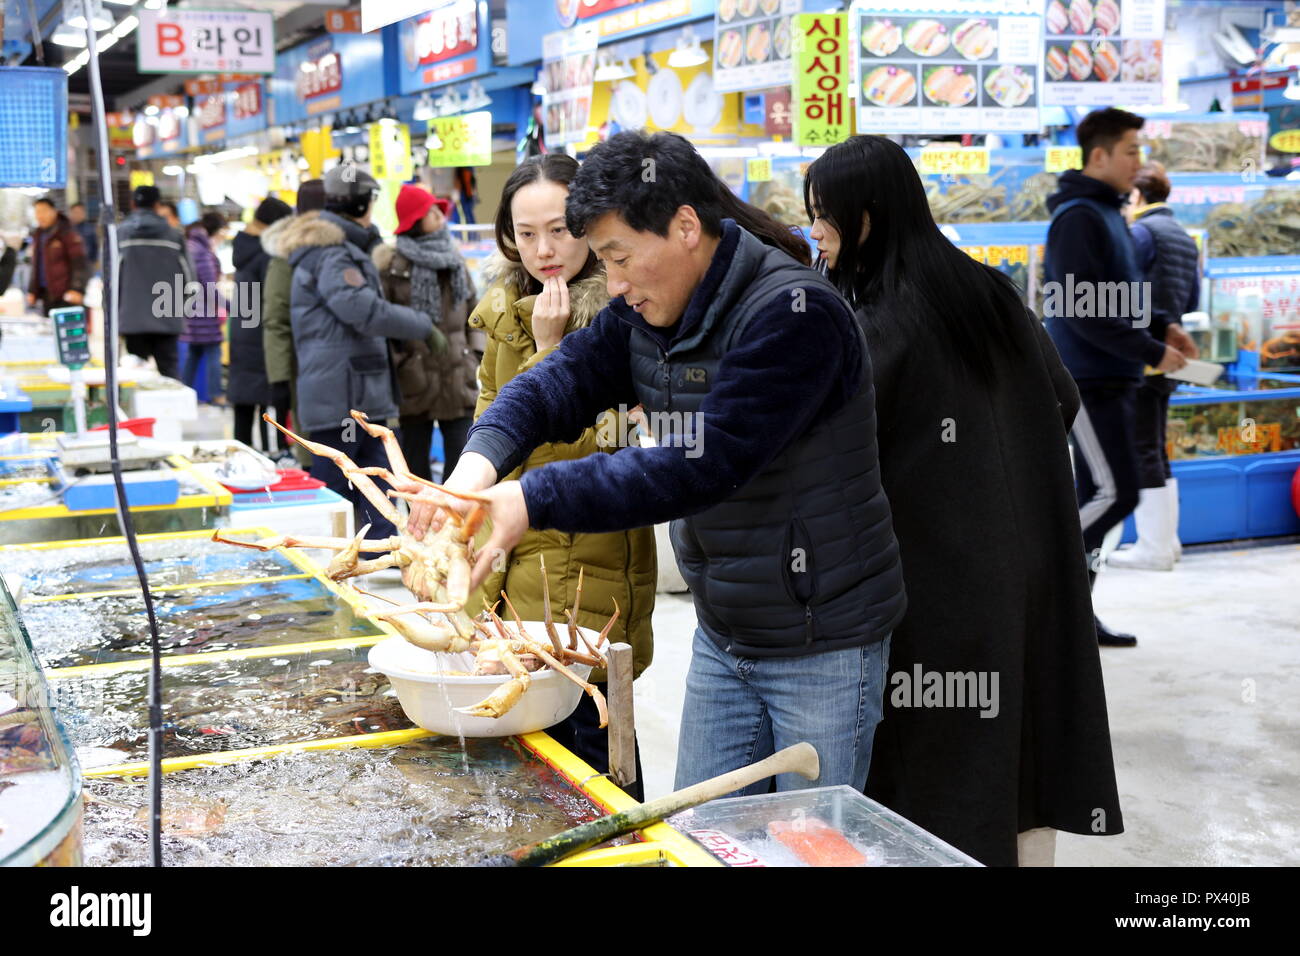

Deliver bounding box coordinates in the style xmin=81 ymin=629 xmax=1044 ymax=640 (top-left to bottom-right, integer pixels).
xmin=1044 ymin=146 xmax=1083 ymax=173
xmin=747 ymin=158 xmax=772 ymax=182
xmin=919 ymin=147 xmax=990 ymax=177
xmin=427 ymin=112 xmax=492 ymax=168
xmin=368 ymin=120 xmax=412 ymax=182
xmin=129 ymin=170 xmax=155 ymax=190
xmin=1269 ymin=129 xmax=1300 ymax=153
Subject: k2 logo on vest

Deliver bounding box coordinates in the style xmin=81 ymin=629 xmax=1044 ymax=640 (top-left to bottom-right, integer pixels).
xmin=684 ymin=367 xmax=706 ymax=384
xmin=49 ymin=886 xmax=152 ymax=936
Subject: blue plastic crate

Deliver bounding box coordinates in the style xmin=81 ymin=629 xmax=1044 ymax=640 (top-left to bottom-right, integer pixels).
xmin=0 ymin=67 xmax=68 ymax=188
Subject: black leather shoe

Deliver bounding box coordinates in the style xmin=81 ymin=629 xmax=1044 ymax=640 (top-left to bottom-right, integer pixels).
xmin=1096 ymin=615 xmax=1137 ymax=647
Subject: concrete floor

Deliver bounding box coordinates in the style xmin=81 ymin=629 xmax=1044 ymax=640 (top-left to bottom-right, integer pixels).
xmin=633 ymin=541 xmax=1300 ymax=866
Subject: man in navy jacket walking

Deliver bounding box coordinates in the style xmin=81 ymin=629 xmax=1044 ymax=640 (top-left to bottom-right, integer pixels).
xmin=1044 ymin=108 xmax=1190 ymax=647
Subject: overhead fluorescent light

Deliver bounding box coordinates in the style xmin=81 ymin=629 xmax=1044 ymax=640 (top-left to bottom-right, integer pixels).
xmin=112 ymin=14 xmax=138 ymax=37
xmin=668 ymin=30 xmax=708 ymax=69
xmin=97 ymin=33 xmax=119 ymax=51
xmin=162 ymin=165 xmax=183 ymax=176
xmin=52 ymin=24 xmax=87 ymax=47
xmin=594 ymin=53 xmax=635 ymax=82
xmin=103 ymin=0 xmax=141 ymax=6
xmin=66 ymin=8 xmax=114 ymax=31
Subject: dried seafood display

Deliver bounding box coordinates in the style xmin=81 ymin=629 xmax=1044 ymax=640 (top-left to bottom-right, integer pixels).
xmin=1144 ymin=121 xmax=1266 ymax=173
xmin=1206 ymin=189 xmax=1300 ymax=258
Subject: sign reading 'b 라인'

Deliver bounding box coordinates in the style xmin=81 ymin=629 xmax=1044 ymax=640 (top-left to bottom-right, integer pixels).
xmin=138 ymin=9 xmax=276 ymax=75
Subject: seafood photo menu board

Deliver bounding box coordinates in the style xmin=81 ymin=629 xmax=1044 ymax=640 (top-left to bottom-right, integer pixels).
xmin=542 ymin=25 xmax=598 ymax=147
xmin=851 ymin=0 xmax=1042 ymax=134
xmin=715 ymin=0 xmax=802 ymax=94
xmin=1042 ymin=0 xmax=1166 ymax=106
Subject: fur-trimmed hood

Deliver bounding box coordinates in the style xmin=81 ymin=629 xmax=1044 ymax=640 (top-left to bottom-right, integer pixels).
xmin=260 ymin=210 xmax=338 ymax=260
xmin=474 ymin=252 xmax=609 ymax=332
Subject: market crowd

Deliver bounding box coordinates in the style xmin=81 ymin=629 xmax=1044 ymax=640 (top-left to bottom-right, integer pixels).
xmin=27 ymin=105 xmax=1203 ymax=866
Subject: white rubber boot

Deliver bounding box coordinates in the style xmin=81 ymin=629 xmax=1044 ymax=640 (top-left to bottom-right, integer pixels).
xmin=1108 ymin=486 xmax=1175 ymax=570
xmin=1168 ymin=477 xmax=1183 ymax=561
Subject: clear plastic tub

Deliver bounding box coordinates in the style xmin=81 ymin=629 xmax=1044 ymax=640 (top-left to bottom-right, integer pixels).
xmin=669 ymin=785 xmax=981 ymax=867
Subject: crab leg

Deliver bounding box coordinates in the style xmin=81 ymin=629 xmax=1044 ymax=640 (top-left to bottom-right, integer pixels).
xmin=349 ymin=410 xmax=412 ymax=478
xmin=209 ymin=529 xmax=394 ymax=553
xmin=538 ymin=554 xmax=566 ymax=654
xmin=567 ymin=568 xmax=585 ymax=651
xmin=565 ymin=608 xmax=607 ymax=669
xmin=520 ymin=638 xmax=609 ymax=729
xmin=595 ymin=599 xmax=621 ymax=654
xmin=262 ymin=414 xmax=402 ymax=527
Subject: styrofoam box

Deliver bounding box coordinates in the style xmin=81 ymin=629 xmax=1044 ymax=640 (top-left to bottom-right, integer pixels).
xmin=131 ymin=382 xmax=198 ymax=431
xmin=227 ymin=488 xmax=354 ymax=559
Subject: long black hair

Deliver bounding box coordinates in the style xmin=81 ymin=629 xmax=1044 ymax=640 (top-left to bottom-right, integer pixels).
xmin=567 ymin=130 xmax=811 ymax=266
xmin=804 ymin=135 xmax=1025 ymax=380
xmin=494 ymin=154 xmax=598 ymax=296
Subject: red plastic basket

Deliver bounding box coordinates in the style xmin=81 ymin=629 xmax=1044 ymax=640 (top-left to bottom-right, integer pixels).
xmin=90 ymin=417 xmax=155 ymax=438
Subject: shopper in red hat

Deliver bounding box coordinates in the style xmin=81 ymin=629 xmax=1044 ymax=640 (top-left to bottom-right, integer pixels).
xmin=375 ymin=183 xmax=480 ymax=480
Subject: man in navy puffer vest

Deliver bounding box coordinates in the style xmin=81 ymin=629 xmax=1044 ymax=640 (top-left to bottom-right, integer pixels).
xmin=1044 ymin=108 xmax=1191 ymax=647
xmin=407 ymin=131 xmax=906 ymax=796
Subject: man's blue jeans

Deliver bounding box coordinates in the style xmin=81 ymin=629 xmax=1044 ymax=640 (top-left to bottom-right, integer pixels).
xmin=674 ymin=627 xmax=891 ymax=794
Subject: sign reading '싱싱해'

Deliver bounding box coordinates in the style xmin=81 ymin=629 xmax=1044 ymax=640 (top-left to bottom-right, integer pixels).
xmin=138 ymin=9 xmax=275 ymax=74
xmin=794 ymin=13 xmax=850 ymax=148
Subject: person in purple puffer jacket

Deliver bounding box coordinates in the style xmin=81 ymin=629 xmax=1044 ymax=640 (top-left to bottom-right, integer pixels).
xmin=184 ymin=211 xmax=229 ymax=404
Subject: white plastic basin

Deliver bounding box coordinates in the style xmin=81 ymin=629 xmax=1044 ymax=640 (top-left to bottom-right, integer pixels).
xmin=368 ymin=620 xmax=605 ymax=738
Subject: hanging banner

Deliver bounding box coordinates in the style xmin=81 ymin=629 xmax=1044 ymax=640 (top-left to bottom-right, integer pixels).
xmin=851 ymin=0 xmax=1042 ymax=134
xmin=427 ymin=111 xmax=493 ymax=167
xmin=368 ymin=120 xmax=413 ymax=181
xmin=271 ymin=32 xmax=387 ymax=125
xmin=542 ymin=25 xmax=599 ymax=147
xmin=1042 ymin=0 xmax=1165 ymax=106
xmin=504 ymin=0 xmax=714 ymax=66
xmin=138 ymin=9 xmax=275 ymax=74
xmin=794 ymin=13 xmax=850 ymax=147
xmin=395 ymin=0 xmax=492 ymax=94
xmin=715 ymin=0 xmax=802 ymax=94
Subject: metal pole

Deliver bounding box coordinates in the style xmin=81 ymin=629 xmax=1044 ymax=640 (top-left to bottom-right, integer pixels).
xmin=82 ymin=4 xmax=166 ymax=867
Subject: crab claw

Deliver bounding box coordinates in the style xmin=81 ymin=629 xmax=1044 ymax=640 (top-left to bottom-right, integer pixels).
xmin=324 ymin=523 xmax=371 ymax=581
xmin=457 ymin=676 xmax=529 ymax=718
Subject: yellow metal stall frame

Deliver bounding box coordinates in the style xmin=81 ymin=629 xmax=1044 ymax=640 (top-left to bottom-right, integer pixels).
xmin=7 ymin=529 xmax=716 ymax=867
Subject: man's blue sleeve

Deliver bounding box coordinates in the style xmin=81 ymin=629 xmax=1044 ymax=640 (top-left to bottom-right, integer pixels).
xmin=519 ymin=287 xmax=861 ymax=534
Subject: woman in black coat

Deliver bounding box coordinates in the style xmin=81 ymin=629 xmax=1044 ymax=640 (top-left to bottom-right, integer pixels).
xmin=229 ymin=197 xmax=293 ymax=451
xmin=804 ymin=136 xmax=1124 ymax=866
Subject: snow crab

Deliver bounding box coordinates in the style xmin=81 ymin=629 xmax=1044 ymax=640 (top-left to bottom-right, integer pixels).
xmin=213 ymin=411 xmax=613 ymax=726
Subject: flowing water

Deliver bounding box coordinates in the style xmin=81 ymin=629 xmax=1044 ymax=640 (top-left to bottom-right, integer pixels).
xmin=21 ymin=578 xmax=381 ymax=669
xmin=83 ymin=738 xmax=602 ymax=866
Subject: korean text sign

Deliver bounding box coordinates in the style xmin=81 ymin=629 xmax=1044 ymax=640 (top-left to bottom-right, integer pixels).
xmin=139 ymin=9 xmax=275 ymax=75
xmin=427 ymin=112 xmax=492 ymax=167
xmin=794 ymin=13 xmax=850 ymax=148
xmin=852 ymin=0 xmax=1041 ymax=134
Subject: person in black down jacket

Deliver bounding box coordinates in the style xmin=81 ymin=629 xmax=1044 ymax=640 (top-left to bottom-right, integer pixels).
xmin=229 ymin=197 xmax=293 ymax=452
xmin=117 ymin=186 xmax=191 ymax=381
xmin=404 ymin=131 xmax=907 ymax=798
xmin=804 ymin=134 xmax=1124 ymax=867
xmin=1109 ymin=161 xmax=1200 ymax=572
